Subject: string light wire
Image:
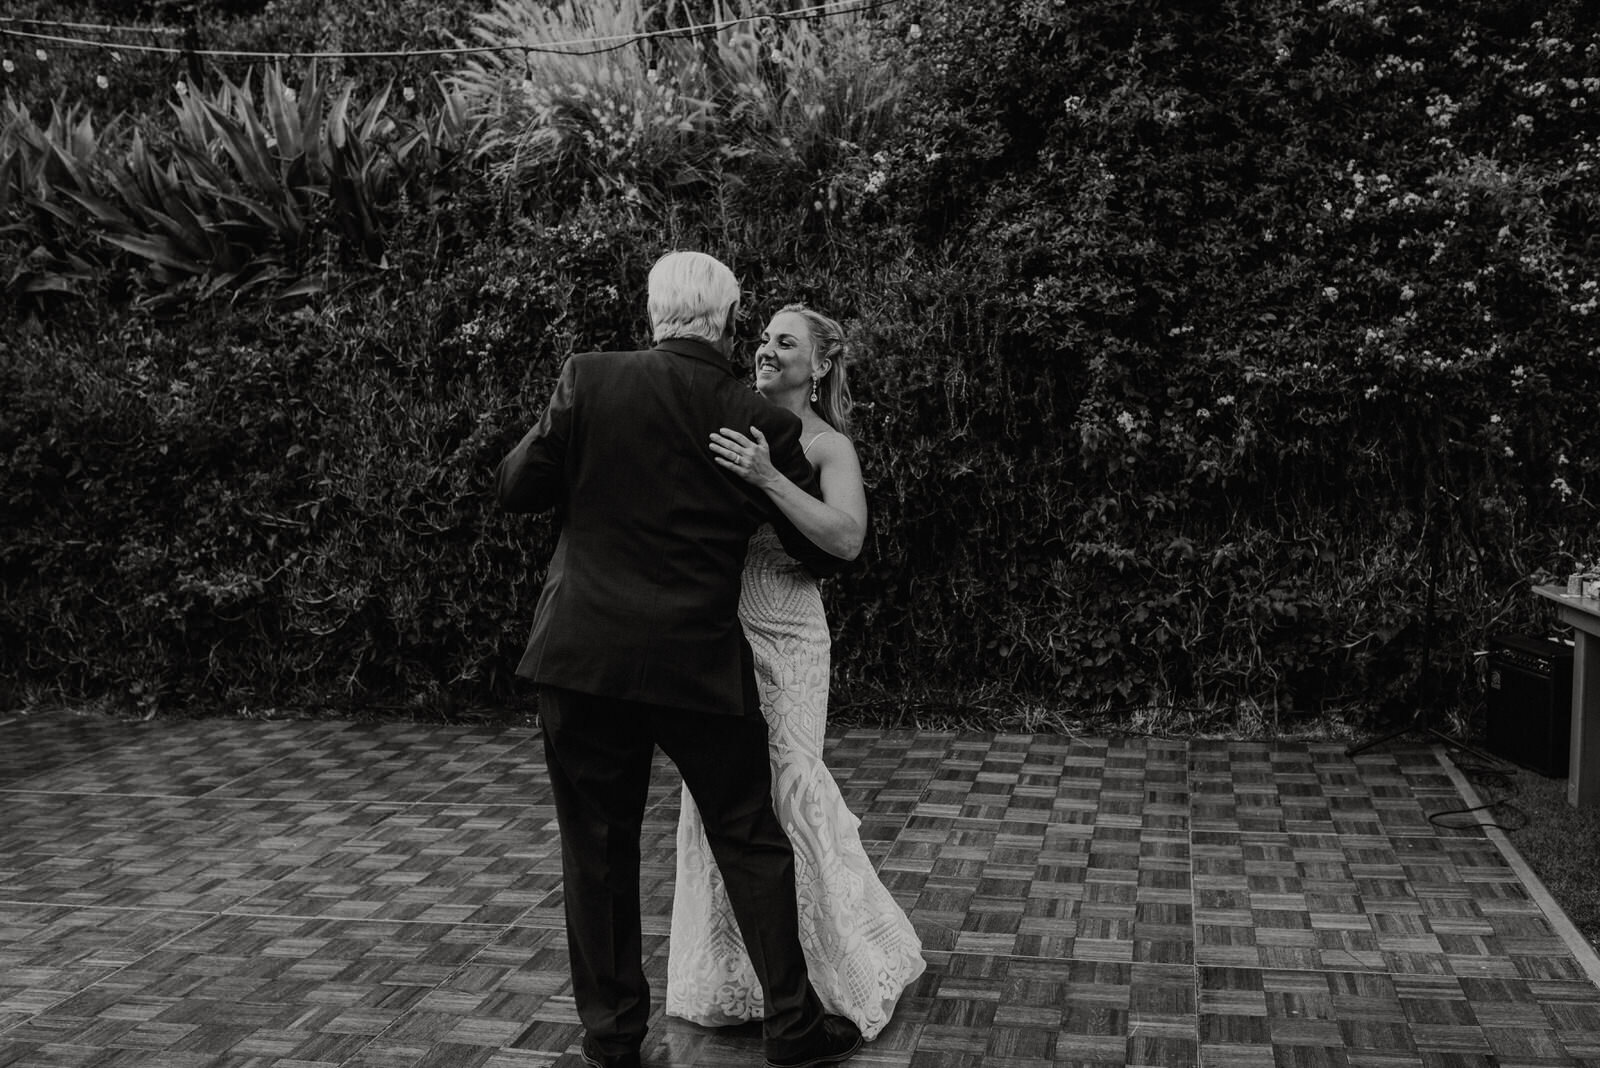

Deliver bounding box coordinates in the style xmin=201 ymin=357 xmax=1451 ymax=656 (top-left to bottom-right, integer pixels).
xmin=0 ymin=0 xmax=902 ymax=64
xmin=0 ymin=15 xmax=182 ymax=37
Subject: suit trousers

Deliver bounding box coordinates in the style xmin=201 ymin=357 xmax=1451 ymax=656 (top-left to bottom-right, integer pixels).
xmin=538 ymin=686 xmax=826 ymax=1057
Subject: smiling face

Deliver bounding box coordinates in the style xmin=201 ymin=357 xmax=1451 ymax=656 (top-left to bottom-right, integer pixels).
xmin=754 ymin=311 xmax=823 ymax=399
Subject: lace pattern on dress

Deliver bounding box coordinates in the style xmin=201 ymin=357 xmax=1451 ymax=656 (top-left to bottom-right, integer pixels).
xmin=666 ymin=525 xmax=925 ymax=1039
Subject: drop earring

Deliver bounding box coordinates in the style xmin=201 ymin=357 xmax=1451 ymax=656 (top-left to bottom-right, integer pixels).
xmin=810 ymin=376 xmax=820 ymax=403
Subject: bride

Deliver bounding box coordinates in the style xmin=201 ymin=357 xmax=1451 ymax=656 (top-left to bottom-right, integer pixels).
xmin=666 ymin=304 xmax=926 ymax=1041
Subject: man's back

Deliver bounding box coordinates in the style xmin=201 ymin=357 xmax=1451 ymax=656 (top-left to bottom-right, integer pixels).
xmin=497 ymin=337 xmax=833 ymax=716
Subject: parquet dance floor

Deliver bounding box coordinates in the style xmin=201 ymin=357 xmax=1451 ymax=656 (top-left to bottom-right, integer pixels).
xmin=2 ymin=712 xmax=1599 ymax=1067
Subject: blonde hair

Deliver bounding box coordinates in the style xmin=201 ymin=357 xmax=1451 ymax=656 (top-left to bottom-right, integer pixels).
xmin=648 ymin=251 xmax=741 ymax=345
xmin=778 ymin=303 xmax=853 ymax=435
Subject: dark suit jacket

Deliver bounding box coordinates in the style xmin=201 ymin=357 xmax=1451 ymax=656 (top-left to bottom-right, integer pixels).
xmin=496 ymin=337 xmax=847 ymax=717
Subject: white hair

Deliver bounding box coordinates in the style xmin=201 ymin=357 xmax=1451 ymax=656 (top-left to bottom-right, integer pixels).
xmin=648 ymin=251 xmax=740 ymax=345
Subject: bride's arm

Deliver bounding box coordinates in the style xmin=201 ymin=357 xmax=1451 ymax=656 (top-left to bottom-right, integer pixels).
xmin=712 ymin=427 xmax=867 ymax=561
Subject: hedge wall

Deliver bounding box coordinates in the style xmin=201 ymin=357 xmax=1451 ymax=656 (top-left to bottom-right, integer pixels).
xmin=3 ymin=0 xmax=1597 ymax=731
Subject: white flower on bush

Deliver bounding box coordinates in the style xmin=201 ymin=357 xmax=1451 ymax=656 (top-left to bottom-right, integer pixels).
xmin=1 ymin=60 xmax=12 ymax=74
xmin=1365 ymin=385 xmax=1381 ymax=399
xmin=907 ymin=23 xmax=922 ymax=41
xmin=96 ymin=74 xmax=109 ymax=90
xmin=1116 ymin=411 xmax=1138 ymax=433
xmin=175 ymin=80 xmax=189 ymax=96
xmin=1553 ymin=476 xmax=1574 ymax=500
xmin=1513 ymin=113 xmax=1534 ymax=131
xmin=1489 ymin=414 xmax=1502 ymax=425
xmin=1217 ymin=394 xmax=1235 ymax=406
xmin=403 ymin=86 xmax=416 ymax=102
xmin=1400 ymin=284 xmax=1415 ymax=301
xmin=284 ymin=86 xmax=297 ymax=103
xmin=35 ymin=49 xmax=48 ymax=62
xmin=1425 ymin=93 xmax=1458 ymax=127
xmin=1322 ymin=285 xmax=1340 ymax=301
xmin=1503 ymin=446 xmax=1515 ymax=457
xmin=1325 ymin=1 xmax=1372 ymax=20
xmin=1374 ymin=54 xmax=1423 ymax=79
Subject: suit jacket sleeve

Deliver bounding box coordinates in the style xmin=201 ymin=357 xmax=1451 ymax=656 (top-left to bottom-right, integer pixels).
xmin=496 ymin=357 xmax=576 ymax=514
xmin=753 ymin=406 xmax=851 ymax=580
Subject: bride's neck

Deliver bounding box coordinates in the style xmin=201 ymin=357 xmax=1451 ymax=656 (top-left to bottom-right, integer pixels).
xmin=760 ymin=386 xmax=810 ymax=420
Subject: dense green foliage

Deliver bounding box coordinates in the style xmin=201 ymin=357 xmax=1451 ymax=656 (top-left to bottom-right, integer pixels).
xmin=851 ymin=0 xmax=1600 ymax=727
xmin=2 ymin=0 xmax=1597 ymax=730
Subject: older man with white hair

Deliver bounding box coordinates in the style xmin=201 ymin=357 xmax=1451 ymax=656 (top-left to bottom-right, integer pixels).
xmin=497 ymin=251 xmax=863 ymax=1068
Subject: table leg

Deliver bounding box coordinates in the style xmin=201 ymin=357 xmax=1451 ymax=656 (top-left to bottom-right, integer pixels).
xmin=1569 ymin=625 xmax=1600 ymax=808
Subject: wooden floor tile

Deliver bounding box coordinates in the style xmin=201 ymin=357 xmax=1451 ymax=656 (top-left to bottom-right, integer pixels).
xmin=2 ymin=718 xmax=1598 ymax=1067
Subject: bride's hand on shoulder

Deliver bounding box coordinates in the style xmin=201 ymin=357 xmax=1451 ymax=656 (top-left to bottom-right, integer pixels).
xmin=710 ymin=426 xmax=780 ymax=488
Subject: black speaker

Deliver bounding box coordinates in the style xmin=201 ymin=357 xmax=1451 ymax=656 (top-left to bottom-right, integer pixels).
xmin=1485 ymin=633 xmax=1573 ymax=777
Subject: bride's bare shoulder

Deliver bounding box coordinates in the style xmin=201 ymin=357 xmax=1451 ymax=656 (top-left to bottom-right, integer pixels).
xmin=804 ymin=429 xmax=861 ymax=473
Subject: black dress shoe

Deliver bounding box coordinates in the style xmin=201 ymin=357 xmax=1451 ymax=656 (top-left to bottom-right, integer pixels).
xmin=764 ymin=1014 xmax=863 ymax=1068
xmin=579 ymin=1033 xmax=642 ymax=1068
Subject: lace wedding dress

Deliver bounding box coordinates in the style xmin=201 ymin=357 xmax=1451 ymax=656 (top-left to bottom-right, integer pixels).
xmin=665 ymin=523 xmax=925 ymax=1040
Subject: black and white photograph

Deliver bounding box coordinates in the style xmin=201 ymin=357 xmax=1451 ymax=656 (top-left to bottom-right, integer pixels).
xmin=2 ymin=1 xmax=1599 ymax=1066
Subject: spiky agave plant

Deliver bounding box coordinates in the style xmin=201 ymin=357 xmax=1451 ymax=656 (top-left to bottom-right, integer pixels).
xmin=52 ymin=65 xmax=462 ymax=306
xmin=1 ymin=96 xmax=123 ymax=300
xmin=449 ymin=0 xmax=906 ymax=207
xmin=451 ymin=0 xmax=715 ymax=201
